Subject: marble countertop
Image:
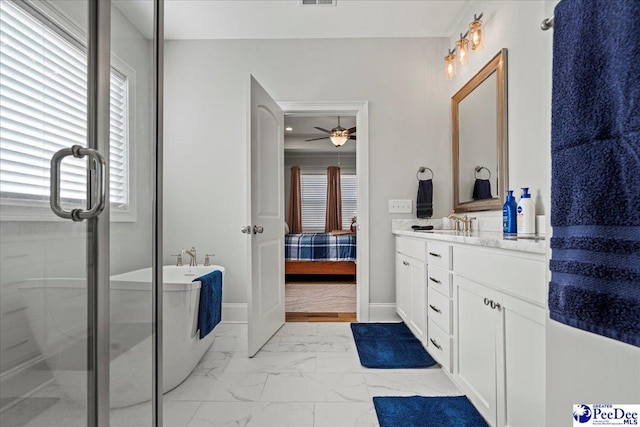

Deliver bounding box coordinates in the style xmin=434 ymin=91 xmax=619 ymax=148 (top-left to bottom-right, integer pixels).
xmin=392 ymin=228 xmax=547 ymax=255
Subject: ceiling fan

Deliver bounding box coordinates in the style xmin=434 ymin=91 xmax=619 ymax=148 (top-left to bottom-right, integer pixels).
xmin=305 ymin=116 xmax=356 ymax=146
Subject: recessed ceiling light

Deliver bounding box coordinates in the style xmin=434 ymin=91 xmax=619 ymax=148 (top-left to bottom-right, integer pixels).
xmin=285 ymin=127 xmax=293 ymax=132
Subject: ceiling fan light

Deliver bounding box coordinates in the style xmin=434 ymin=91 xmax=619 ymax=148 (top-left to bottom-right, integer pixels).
xmin=330 ymin=129 xmax=349 ymax=146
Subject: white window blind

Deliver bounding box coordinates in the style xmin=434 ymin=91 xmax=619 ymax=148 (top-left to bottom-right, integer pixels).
xmin=300 ymin=174 xmax=326 ymax=232
xmin=0 ymin=0 xmax=129 ymax=209
xmin=300 ymin=173 xmax=357 ymax=232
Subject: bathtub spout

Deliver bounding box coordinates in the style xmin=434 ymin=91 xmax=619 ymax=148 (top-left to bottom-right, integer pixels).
xmin=181 ymin=247 xmax=197 ymax=266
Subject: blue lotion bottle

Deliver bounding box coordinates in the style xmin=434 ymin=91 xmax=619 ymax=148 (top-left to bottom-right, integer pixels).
xmin=502 ymin=190 xmax=517 ymax=235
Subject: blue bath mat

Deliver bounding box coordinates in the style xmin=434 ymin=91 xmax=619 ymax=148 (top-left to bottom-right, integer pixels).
xmin=350 ymin=322 xmax=436 ymax=368
xmin=373 ymin=396 xmax=489 ymax=427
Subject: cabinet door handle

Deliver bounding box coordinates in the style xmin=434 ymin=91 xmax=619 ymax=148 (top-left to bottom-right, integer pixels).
xmin=484 ymin=298 xmax=490 ymax=306
xmin=428 ymin=252 xmax=442 ymax=258
xmin=429 ymin=304 xmax=441 ymax=314
xmin=402 ymin=261 xmax=409 ymax=266
xmin=429 ymin=338 xmax=442 ymax=350
xmin=490 ymin=300 xmax=501 ymax=310
xmin=428 ymin=276 xmax=441 ymax=284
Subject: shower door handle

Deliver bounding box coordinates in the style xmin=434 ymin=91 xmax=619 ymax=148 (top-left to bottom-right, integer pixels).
xmin=50 ymin=145 xmax=107 ymax=222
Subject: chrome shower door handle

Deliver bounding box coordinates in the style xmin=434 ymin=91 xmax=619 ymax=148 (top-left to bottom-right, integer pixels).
xmin=50 ymin=145 xmax=107 ymax=222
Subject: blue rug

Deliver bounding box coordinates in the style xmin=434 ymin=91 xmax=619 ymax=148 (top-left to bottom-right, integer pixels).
xmin=350 ymin=322 xmax=436 ymax=368
xmin=373 ymin=396 xmax=489 ymax=427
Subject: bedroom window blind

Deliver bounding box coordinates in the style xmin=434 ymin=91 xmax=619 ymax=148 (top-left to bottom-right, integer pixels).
xmin=300 ymin=173 xmax=357 ymax=232
xmin=0 ymin=0 xmax=130 ymax=210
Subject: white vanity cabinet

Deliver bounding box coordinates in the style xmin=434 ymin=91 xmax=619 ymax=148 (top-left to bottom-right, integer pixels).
xmin=393 ymin=230 xmax=546 ymax=427
xmin=425 ymin=241 xmax=454 ymax=372
xmin=453 ymin=245 xmax=546 ymax=427
xmin=395 ymin=237 xmax=427 ymax=340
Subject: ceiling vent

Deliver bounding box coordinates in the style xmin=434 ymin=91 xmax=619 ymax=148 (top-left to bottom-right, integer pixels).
xmin=300 ymin=0 xmax=336 ymax=6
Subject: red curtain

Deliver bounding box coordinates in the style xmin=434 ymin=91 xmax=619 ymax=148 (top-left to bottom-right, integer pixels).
xmin=325 ymin=166 xmax=342 ymax=232
xmin=288 ymin=166 xmax=302 ymax=234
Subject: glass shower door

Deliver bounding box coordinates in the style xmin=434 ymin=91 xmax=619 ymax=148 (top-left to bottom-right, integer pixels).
xmin=0 ymin=0 xmax=161 ymax=425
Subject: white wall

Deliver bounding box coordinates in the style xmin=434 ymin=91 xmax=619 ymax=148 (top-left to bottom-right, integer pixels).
xmin=448 ymin=0 xmax=552 ymax=215
xmin=163 ymin=37 xmax=450 ymax=306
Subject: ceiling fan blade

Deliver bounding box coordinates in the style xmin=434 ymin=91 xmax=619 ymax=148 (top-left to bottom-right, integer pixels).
xmin=349 ymin=135 xmax=357 ymax=140
xmin=314 ymin=127 xmax=332 ymax=134
xmin=305 ymin=136 xmax=329 ymax=141
xmin=347 ymin=127 xmax=356 ymax=133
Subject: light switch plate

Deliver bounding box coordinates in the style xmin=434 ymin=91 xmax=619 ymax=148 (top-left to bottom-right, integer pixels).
xmin=389 ymin=199 xmax=413 ymax=213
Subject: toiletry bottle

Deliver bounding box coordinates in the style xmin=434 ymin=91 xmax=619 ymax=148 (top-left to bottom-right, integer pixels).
xmin=516 ymin=187 xmax=536 ymax=235
xmin=502 ymin=190 xmax=517 ymax=235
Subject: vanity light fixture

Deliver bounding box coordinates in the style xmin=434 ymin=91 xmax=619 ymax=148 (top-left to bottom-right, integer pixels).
xmin=469 ymin=13 xmax=484 ymax=51
xmin=456 ymin=32 xmax=470 ymax=65
xmin=445 ymin=49 xmax=456 ymax=80
xmin=444 ymin=12 xmax=484 ymax=80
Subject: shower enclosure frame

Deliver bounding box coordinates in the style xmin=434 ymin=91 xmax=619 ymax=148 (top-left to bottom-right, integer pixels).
xmin=59 ymin=1 xmax=164 ymax=425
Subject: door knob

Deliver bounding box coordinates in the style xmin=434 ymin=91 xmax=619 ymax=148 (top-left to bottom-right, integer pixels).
xmin=240 ymin=226 xmax=251 ymax=234
xmin=253 ymin=225 xmax=264 ymax=234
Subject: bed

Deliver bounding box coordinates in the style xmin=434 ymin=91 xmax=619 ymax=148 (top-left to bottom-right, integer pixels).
xmin=285 ymin=232 xmax=356 ymax=276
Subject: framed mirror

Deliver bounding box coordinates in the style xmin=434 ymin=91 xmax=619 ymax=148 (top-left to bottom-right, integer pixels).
xmin=452 ymin=48 xmax=508 ymax=212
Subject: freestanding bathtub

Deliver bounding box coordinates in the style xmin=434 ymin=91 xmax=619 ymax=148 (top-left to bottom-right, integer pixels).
xmin=18 ymin=265 xmax=225 ymax=408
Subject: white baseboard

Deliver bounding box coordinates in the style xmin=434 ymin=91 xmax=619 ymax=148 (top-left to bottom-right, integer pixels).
xmin=368 ymin=303 xmax=401 ymax=322
xmin=222 ymin=303 xmax=247 ymax=323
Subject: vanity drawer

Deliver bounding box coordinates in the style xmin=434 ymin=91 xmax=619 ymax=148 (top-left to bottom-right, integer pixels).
xmin=427 ymin=265 xmax=452 ymax=297
xmin=428 ymin=287 xmax=451 ymax=334
xmin=427 ymin=241 xmax=452 ymax=269
xmin=396 ymin=237 xmax=427 ymax=262
xmin=427 ymin=319 xmax=451 ymax=372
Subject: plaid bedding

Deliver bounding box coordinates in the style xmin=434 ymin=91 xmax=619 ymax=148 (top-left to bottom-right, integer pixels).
xmin=285 ymin=233 xmax=356 ymax=261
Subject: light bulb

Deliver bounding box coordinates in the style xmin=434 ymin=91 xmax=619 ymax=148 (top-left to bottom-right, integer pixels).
xmin=456 ymin=35 xmax=469 ymax=65
xmin=444 ymin=52 xmax=456 ymax=80
xmin=469 ymin=17 xmax=484 ymax=51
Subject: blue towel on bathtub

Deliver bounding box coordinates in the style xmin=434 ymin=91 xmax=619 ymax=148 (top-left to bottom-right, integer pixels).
xmin=549 ymin=0 xmax=640 ymax=347
xmin=194 ymin=270 xmax=223 ymax=339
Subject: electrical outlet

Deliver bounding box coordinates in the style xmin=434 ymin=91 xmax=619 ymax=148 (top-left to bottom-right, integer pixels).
xmin=389 ymin=199 xmax=412 ymax=214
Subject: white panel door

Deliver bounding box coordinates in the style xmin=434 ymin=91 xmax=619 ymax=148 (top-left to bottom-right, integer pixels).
xmin=454 ymin=276 xmax=501 ymax=426
xmin=395 ymin=254 xmax=411 ymax=321
xmin=247 ymin=76 xmax=285 ymax=357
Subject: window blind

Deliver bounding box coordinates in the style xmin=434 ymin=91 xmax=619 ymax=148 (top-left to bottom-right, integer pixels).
xmin=300 ymin=173 xmax=357 ymax=232
xmin=0 ymin=0 xmax=129 ymax=208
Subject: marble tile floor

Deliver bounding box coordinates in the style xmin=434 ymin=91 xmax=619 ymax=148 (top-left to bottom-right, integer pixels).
xmin=5 ymin=322 xmax=462 ymax=427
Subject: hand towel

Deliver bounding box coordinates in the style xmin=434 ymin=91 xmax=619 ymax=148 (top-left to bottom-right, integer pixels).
xmin=549 ymin=0 xmax=640 ymax=347
xmin=472 ymin=179 xmax=492 ymax=200
xmin=194 ymin=270 xmax=223 ymax=339
xmin=416 ymin=179 xmax=433 ymax=218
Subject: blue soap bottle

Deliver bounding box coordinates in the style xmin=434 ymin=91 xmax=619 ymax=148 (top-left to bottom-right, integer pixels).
xmin=502 ymin=190 xmax=517 ymax=235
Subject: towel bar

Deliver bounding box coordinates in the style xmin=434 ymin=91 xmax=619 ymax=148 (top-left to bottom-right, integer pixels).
xmin=474 ymin=166 xmax=491 ymax=179
xmin=416 ymin=166 xmax=433 ymax=181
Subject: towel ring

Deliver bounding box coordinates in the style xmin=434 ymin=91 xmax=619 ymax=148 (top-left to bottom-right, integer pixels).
xmin=416 ymin=166 xmax=433 ymax=181
xmin=474 ymin=166 xmax=491 ymax=180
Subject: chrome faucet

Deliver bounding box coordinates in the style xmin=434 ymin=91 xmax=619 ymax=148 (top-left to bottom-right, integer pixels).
xmin=181 ymin=247 xmax=197 ymax=266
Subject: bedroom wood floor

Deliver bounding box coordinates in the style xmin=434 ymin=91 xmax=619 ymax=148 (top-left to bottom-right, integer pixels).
xmin=285 ymin=282 xmax=356 ymax=322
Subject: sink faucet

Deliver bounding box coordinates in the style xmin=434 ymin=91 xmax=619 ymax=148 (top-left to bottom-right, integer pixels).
xmin=447 ymin=213 xmax=476 ymax=232
xmin=181 ymin=247 xmax=197 ymax=266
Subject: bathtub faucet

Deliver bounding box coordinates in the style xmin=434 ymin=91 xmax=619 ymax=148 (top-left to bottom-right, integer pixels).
xmin=181 ymin=247 xmax=197 ymax=266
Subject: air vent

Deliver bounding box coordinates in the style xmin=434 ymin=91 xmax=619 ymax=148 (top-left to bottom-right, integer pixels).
xmin=300 ymin=0 xmax=336 ymax=6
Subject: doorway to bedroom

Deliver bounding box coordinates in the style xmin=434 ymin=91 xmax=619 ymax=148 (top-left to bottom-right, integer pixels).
xmin=283 ymin=115 xmax=357 ymax=322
